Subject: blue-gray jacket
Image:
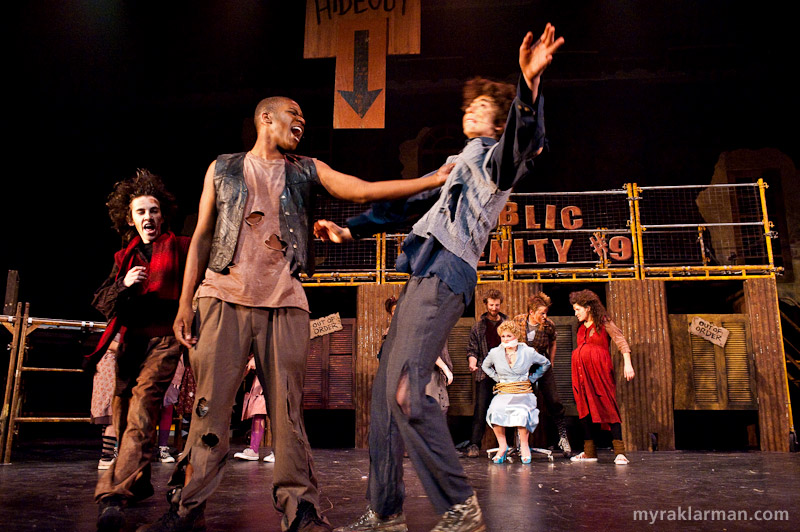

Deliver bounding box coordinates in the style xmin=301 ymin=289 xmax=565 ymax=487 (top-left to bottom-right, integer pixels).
xmin=208 ymin=152 xmax=323 ymax=277
xmin=346 ymin=78 xmax=545 ymax=270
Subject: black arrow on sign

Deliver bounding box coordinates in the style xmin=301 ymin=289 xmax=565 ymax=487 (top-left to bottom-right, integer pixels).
xmin=338 ymin=30 xmax=382 ymax=118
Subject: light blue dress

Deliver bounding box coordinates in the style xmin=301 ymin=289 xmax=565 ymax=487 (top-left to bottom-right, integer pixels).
xmin=482 ymin=343 xmax=551 ymax=432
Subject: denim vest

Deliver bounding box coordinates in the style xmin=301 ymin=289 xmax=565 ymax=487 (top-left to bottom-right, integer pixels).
xmin=208 ymin=152 xmax=321 ymax=276
xmin=410 ymin=138 xmax=512 ymax=268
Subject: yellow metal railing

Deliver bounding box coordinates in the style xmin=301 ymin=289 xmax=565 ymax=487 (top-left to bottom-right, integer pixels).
xmin=302 ymin=181 xmax=779 ymax=285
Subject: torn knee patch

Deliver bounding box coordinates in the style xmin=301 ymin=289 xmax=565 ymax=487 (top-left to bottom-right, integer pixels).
xmin=195 ymin=398 xmax=209 ymax=418
xmin=201 ymin=432 xmax=219 ymax=448
xmin=395 ymin=371 xmax=411 ymax=417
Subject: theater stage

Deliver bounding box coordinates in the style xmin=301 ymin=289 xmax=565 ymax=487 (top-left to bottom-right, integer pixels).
xmin=1 ymin=447 xmax=798 ymax=532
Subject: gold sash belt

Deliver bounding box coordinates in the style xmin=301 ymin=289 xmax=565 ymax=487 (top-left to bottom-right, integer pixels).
xmin=493 ymin=381 xmax=533 ymax=394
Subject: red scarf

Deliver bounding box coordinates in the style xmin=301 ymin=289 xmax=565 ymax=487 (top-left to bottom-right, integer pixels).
xmin=116 ymin=232 xmax=182 ymax=301
xmin=84 ymin=232 xmax=184 ymax=370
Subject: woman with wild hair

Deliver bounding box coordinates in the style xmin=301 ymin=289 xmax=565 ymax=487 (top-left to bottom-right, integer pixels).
xmin=568 ymin=289 xmax=635 ymax=465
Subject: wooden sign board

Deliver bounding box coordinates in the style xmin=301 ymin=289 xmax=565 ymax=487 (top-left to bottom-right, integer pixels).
xmin=304 ymin=0 xmax=421 ymax=128
xmin=689 ymin=316 xmax=730 ymax=347
xmin=310 ymin=312 xmax=344 ymax=339
xmin=333 ymin=18 xmax=386 ymax=128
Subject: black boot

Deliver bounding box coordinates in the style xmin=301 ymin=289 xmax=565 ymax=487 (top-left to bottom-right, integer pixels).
xmin=97 ymin=495 xmax=125 ymax=532
xmin=291 ymin=500 xmax=332 ymax=532
xmin=136 ymin=488 xmax=206 ymax=532
xmin=130 ymin=465 xmax=155 ymax=503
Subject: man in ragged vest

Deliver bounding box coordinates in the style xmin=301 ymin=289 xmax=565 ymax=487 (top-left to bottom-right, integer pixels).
xmin=138 ymin=96 xmax=453 ymax=532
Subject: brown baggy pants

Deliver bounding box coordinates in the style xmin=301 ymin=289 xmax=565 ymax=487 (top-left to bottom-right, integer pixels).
xmin=169 ymin=297 xmax=321 ymax=531
xmin=95 ymin=335 xmax=181 ymax=502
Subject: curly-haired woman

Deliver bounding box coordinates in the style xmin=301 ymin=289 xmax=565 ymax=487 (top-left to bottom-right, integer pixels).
xmin=568 ymin=289 xmax=635 ymax=465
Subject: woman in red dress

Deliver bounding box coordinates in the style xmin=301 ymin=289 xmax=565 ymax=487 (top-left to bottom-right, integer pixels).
xmin=568 ymin=290 xmax=635 ymax=464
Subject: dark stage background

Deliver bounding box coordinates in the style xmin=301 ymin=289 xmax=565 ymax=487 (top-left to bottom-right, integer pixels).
xmin=2 ymin=1 xmax=797 ymax=320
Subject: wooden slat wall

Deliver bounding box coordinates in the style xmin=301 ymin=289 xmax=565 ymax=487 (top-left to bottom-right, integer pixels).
xmin=551 ymin=317 xmax=578 ymax=416
xmin=474 ymin=281 xmax=541 ymax=321
xmin=670 ymin=314 xmax=756 ymax=411
xmin=355 ymin=284 xmax=403 ymax=448
xmin=329 ymin=321 xmax=355 ymax=408
xmin=607 ymin=280 xmax=675 ymax=451
xmin=723 ymin=320 xmax=755 ymax=405
xmin=446 ymin=318 xmax=476 ymax=417
xmin=744 ymin=277 xmax=791 ymax=451
xmin=303 ymin=320 xmax=356 ymax=409
xmin=304 ymin=340 xmax=325 ymax=408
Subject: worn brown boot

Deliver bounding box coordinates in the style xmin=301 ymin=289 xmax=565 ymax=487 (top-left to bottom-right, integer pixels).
xmin=569 ymin=440 xmax=598 ymax=462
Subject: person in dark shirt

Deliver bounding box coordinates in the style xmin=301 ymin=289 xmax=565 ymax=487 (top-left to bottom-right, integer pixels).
xmin=315 ymin=23 xmax=563 ymax=532
xmin=88 ymin=170 xmax=191 ymax=532
xmin=464 ymin=290 xmax=507 ymax=458
xmin=512 ymin=292 xmax=572 ymax=456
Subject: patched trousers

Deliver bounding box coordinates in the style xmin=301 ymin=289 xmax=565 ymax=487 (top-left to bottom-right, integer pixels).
xmin=95 ymin=334 xmax=181 ymax=502
xmin=170 ymin=297 xmax=321 ymax=531
xmin=367 ymin=275 xmax=473 ymax=516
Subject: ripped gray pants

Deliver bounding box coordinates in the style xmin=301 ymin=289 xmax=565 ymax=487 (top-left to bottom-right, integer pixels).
xmin=169 ymin=297 xmax=321 ymax=531
xmin=367 ymin=275 xmax=473 ymax=516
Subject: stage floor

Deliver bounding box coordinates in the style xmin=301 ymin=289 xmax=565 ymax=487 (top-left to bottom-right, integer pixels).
xmin=2 ymin=446 xmax=798 ymax=532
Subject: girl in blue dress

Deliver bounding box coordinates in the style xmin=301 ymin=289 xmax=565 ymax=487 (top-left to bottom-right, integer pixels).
xmin=482 ymin=321 xmax=551 ymax=463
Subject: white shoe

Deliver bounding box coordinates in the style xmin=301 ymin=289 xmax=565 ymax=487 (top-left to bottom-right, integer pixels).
xmin=263 ymin=452 xmax=275 ymax=463
xmin=614 ymin=453 xmax=629 ymax=465
xmin=569 ymin=452 xmax=598 ymax=462
xmin=159 ymin=446 xmax=175 ymax=463
xmin=233 ymin=448 xmax=260 ymax=461
xmin=98 ymin=457 xmax=115 ymax=470
xmin=558 ymin=435 xmax=572 ymax=456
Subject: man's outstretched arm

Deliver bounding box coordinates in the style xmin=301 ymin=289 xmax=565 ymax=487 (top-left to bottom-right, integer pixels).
xmin=314 ymin=160 xmax=454 ymax=204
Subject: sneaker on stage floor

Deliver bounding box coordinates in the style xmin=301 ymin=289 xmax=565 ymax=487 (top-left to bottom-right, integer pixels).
xmin=614 ymin=453 xmax=630 ymax=465
xmin=333 ymin=507 xmax=407 ymax=532
xmin=98 ymin=456 xmax=116 ymax=470
xmin=159 ymin=446 xmax=175 ymax=463
xmin=558 ymin=435 xmax=572 ymax=456
xmin=430 ymin=495 xmax=486 ymax=532
xmin=263 ymin=452 xmax=275 ymax=463
xmin=233 ymin=448 xmax=259 ymax=461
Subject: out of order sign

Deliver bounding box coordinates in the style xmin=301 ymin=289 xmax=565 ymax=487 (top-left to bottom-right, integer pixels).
xmin=310 ymin=312 xmax=344 ymax=339
xmin=689 ymin=316 xmax=730 ymax=348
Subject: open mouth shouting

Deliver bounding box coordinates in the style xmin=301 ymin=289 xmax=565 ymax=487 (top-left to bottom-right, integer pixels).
xmin=129 ymin=195 xmax=163 ymax=244
xmin=142 ymin=221 xmax=158 ymax=237
xmin=291 ymin=125 xmax=304 ymax=143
